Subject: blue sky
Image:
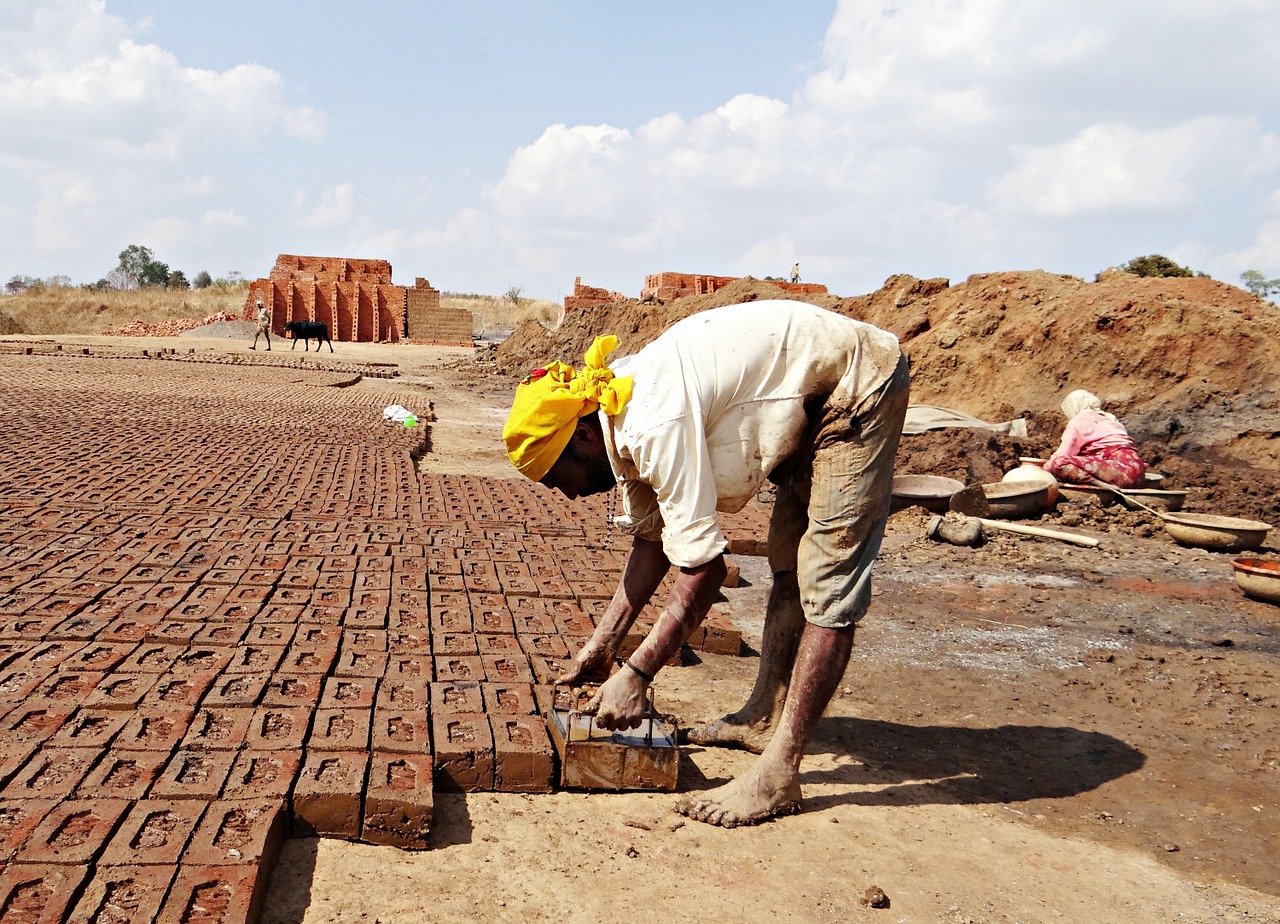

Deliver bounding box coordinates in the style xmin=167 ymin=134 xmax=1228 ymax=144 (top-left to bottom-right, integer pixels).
xmin=3 ymin=1 xmax=1278 ymax=302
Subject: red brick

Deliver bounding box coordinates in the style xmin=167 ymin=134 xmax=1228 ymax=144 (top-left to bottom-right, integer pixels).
xmin=333 ymin=646 xmax=387 ymax=678
xmin=243 ymin=623 xmax=294 ymax=646
xmin=222 ymin=749 xmax=301 ymax=801
xmin=143 ymin=669 xmax=218 ymax=708
xmin=376 ymin=678 xmax=428 ymax=712
xmin=116 ymin=708 xmax=194 ymax=752
xmin=245 ymin=706 xmax=311 ymax=751
xmin=150 ymin=749 xmax=236 ymax=800
xmin=16 ymin=797 xmax=131 ymax=865
xmin=64 ymin=640 xmax=135 ymax=672
xmin=292 ymin=750 xmax=369 ymax=839
xmin=308 ymin=708 xmax=371 ymax=751
xmin=430 ymin=679 xmax=483 ymax=714
xmin=318 ymin=676 xmax=376 ymax=710
xmin=433 ymin=655 xmax=483 ymax=683
xmin=482 ymin=654 xmax=534 ymax=683
xmin=482 ymin=682 xmax=538 ymax=716
xmin=260 ymin=672 xmax=324 ymax=708
xmin=491 ymin=714 xmax=555 ymax=793
xmin=370 ymin=703 xmax=429 ymax=754
xmin=362 ymin=752 xmax=433 ymax=849
xmin=518 ymin=634 xmax=571 ymax=659
xmin=222 ymin=644 xmax=285 ymax=674
xmin=0 ymin=665 xmax=57 ymax=700
xmin=76 ymin=749 xmax=169 ymax=800
xmin=0 ymin=863 xmax=90 ymax=924
xmin=201 ymin=673 xmax=268 ymax=709
xmin=431 ymin=712 xmax=494 ymax=793
xmin=84 ymin=672 xmax=158 ymax=710
xmin=184 ymin=797 xmax=286 ymax=867
xmin=533 ymin=683 xmax=577 ymax=716
xmin=0 ymin=706 xmax=74 ymax=748
xmin=98 ymin=799 xmax=206 ymax=866
xmin=155 ymin=863 xmax=264 ymax=924
xmin=7 ymin=747 xmax=100 ymax=799
xmin=529 ymin=654 xmax=572 ymax=685
xmin=181 ymin=708 xmax=254 ymax=751
xmin=431 ymin=632 xmax=478 ymax=656
xmin=67 ymin=863 xmax=176 ymax=923
xmin=0 ymin=799 xmax=57 ymax=863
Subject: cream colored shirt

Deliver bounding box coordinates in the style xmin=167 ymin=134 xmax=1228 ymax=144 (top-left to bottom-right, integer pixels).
xmin=601 ymin=300 xmax=901 ymax=567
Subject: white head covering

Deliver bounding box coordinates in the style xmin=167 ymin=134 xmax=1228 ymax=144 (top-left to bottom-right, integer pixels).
xmin=1061 ymin=389 xmax=1117 ymax=422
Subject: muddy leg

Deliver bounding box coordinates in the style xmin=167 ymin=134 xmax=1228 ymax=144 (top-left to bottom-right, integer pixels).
xmin=677 ymin=621 xmax=853 ymax=827
xmin=687 ymin=570 xmax=804 ymax=753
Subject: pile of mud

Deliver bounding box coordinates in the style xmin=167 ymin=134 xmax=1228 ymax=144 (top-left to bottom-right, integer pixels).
xmin=496 ymin=271 xmax=1280 ymax=523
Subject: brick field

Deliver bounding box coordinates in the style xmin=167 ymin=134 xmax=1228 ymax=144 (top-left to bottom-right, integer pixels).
xmin=0 ymin=345 xmax=761 ymax=923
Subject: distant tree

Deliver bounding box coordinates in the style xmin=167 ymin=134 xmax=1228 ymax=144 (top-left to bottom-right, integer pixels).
xmin=505 ymin=285 xmax=524 ymax=306
xmin=44 ymin=274 xmax=72 ymax=288
xmin=1119 ymin=254 xmax=1195 ymax=278
xmin=192 ymin=270 xmax=213 ymax=289
xmin=115 ymin=244 xmax=171 ymax=289
xmin=1240 ymin=269 xmax=1280 ymax=298
xmin=104 ymin=268 xmax=131 ymax=291
xmin=167 ymin=270 xmax=189 ymax=290
xmin=5 ymin=275 xmax=37 ymax=294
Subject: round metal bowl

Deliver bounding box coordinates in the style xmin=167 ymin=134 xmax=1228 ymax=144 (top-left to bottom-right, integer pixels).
xmin=1231 ymin=558 xmax=1280 ymax=604
xmin=1160 ymin=513 xmax=1273 ymax=552
xmin=891 ymin=475 xmax=965 ymax=513
xmin=982 ymin=481 xmax=1050 ymax=519
xmin=1115 ymin=488 xmax=1188 ymax=512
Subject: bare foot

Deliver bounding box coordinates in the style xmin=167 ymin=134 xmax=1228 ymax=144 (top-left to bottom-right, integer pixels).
xmin=675 ymin=759 xmax=801 ymax=827
xmin=686 ymin=711 xmax=776 ymax=754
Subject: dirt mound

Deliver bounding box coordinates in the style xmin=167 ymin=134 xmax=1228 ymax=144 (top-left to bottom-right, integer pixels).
xmin=496 ymin=270 xmax=1280 ymax=521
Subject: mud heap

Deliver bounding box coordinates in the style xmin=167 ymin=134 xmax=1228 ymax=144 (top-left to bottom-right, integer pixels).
xmin=496 ymin=271 xmax=1280 ymax=522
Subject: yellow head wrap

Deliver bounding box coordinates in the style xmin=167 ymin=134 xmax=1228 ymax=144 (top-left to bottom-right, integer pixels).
xmin=503 ymin=335 xmax=634 ymax=481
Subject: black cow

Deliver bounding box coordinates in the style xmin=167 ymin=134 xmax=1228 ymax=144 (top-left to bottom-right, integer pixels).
xmin=283 ymin=320 xmax=334 ymax=352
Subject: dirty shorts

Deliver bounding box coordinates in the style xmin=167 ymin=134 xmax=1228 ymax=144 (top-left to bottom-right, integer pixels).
xmin=766 ymin=352 xmax=910 ymax=629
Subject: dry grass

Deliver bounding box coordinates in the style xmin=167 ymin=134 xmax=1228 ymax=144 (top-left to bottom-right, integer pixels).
xmin=0 ymin=286 xmax=562 ymax=336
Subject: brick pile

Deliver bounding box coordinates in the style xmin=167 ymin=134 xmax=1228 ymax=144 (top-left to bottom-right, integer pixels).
xmin=640 ymin=271 xmax=828 ymax=302
xmin=0 ymin=353 xmax=754 ymax=922
xmin=104 ymin=312 xmax=241 ymax=337
xmin=562 ymin=276 xmax=627 ymax=313
xmin=243 ymin=256 xmax=473 ymax=346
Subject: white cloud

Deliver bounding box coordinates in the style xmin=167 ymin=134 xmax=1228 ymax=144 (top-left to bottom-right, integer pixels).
xmin=293 ymin=184 xmax=374 ymax=231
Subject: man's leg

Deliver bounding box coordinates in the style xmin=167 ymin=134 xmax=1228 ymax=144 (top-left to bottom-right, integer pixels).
xmin=688 ymin=459 xmax=809 ymax=753
xmin=687 ymin=572 xmax=804 ymax=753
xmin=678 ymin=621 xmax=853 ymax=826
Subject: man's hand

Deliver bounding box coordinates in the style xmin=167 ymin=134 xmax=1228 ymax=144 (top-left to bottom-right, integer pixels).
xmin=580 ymin=667 xmax=649 ymax=730
xmin=555 ymin=640 xmax=615 ymax=686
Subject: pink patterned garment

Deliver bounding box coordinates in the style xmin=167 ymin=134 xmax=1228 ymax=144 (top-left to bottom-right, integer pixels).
xmin=1046 ymin=445 xmax=1146 ymax=489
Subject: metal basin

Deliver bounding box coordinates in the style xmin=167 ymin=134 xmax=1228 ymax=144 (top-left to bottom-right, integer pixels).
xmin=1115 ymin=488 xmax=1188 ymax=512
xmin=1160 ymin=513 xmax=1273 ymax=552
xmin=981 ymin=481 xmax=1050 ymax=519
xmin=1231 ymin=558 xmax=1280 ymax=604
xmin=891 ymin=475 xmax=965 ymax=513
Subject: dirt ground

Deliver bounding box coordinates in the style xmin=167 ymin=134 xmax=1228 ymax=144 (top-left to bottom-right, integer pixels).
xmin=16 ymin=297 xmax=1279 ymax=923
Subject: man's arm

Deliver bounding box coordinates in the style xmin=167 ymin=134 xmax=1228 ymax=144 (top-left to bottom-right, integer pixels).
xmin=586 ymin=552 xmax=727 ymax=731
xmin=556 ymin=535 xmax=671 ymax=684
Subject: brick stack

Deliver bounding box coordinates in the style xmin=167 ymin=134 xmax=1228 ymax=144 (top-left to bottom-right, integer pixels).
xmin=242 ymin=255 xmax=474 ymax=346
xmin=640 ymin=271 xmax=829 ymax=301
xmin=0 ymin=352 xmax=755 ymax=922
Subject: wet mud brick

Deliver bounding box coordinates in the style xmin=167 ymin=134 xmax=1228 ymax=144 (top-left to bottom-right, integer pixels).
xmin=41 ymin=707 xmax=128 ymax=749
xmin=246 ymin=705 xmax=313 ymax=751
xmin=431 ymin=712 xmax=495 ymax=792
xmin=491 ymin=714 xmax=555 ymax=793
xmin=433 ymin=654 xmax=484 ymax=683
xmin=0 ymin=863 xmax=90 ymax=924
xmin=292 ymin=750 xmax=370 ymax=839
xmin=115 ymin=708 xmax=196 ymax=752
xmin=14 ymin=798 xmax=131 ymax=866
xmin=362 ymin=752 xmax=434 ymax=849
xmin=98 ymin=799 xmax=207 ymax=866
xmin=547 ymin=709 xmax=680 ymax=792
xmin=67 ymin=864 xmax=177 ymax=924
xmin=482 ymin=653 xmax=535 ymax=683
xmin=155 ymin=864 xmax=265 ymax=924
xmin=318 ymin=676 xmax=376 ymax=710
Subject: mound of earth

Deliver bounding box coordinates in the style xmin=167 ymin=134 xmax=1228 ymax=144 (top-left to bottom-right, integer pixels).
xmin=496 ymin=271 xmax=1280 ymax=522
